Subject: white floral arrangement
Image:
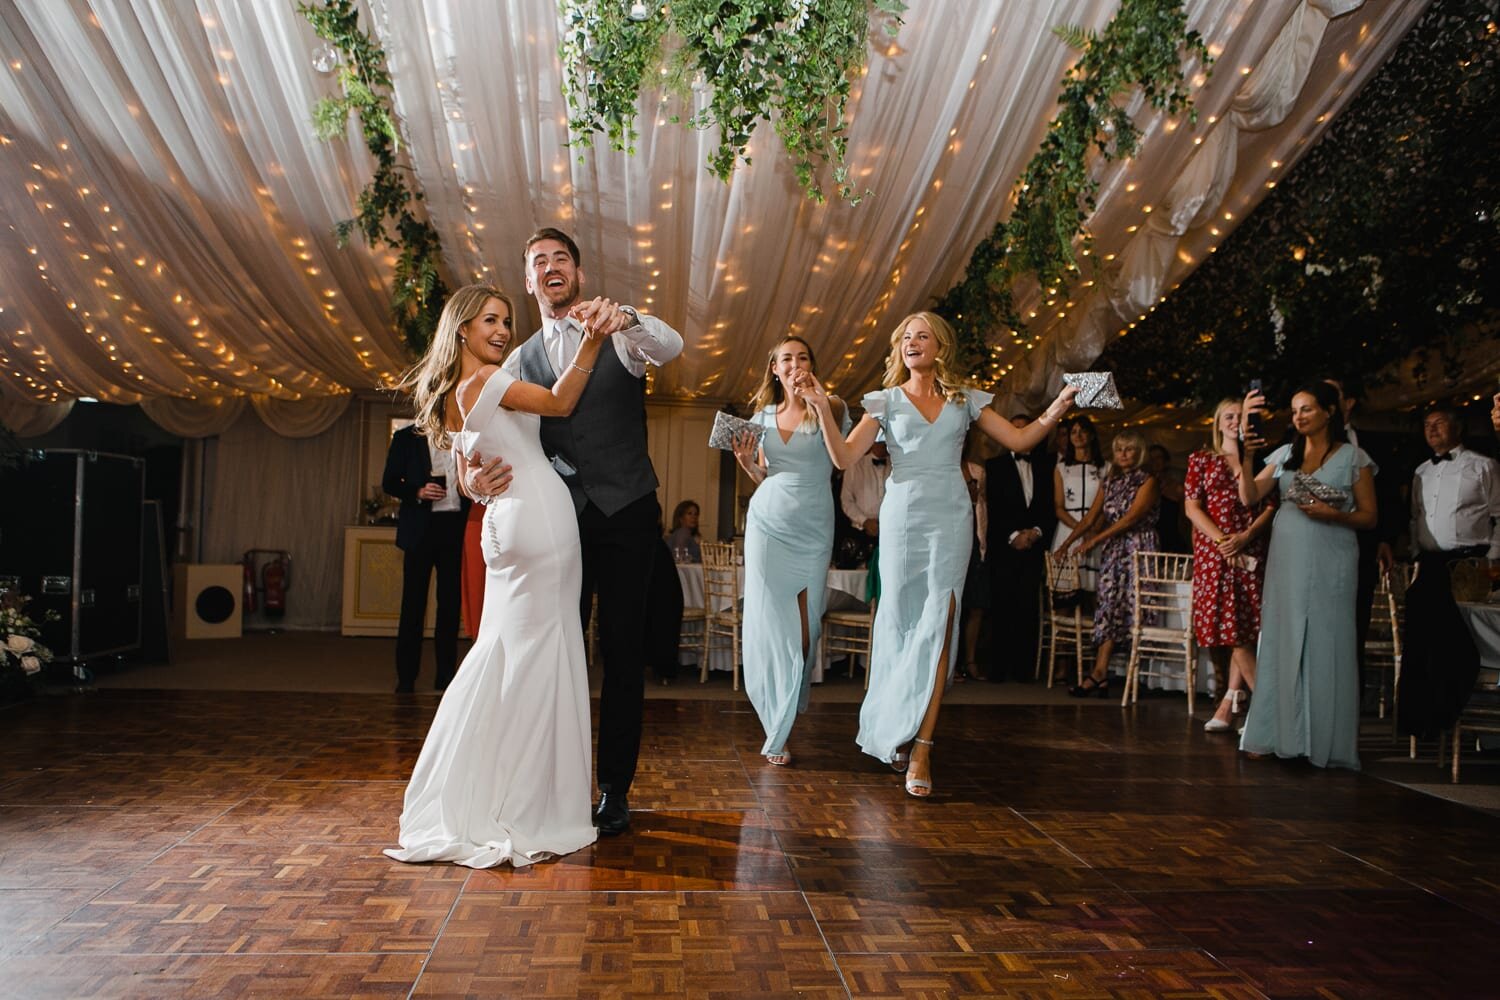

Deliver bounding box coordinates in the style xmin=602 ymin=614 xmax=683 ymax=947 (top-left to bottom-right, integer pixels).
xmin=0 ymin=593 xmax=55 ymax=678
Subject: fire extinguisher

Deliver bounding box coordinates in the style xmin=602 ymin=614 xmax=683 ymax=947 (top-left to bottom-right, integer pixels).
xmin=262 ymin=553 xmax=289 ymax=618
xmin=242 ymin=555 xmax=258 ymax=614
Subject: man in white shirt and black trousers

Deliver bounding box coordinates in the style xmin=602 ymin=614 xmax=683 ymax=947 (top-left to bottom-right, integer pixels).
xmin=1399 ymin=405 xmax=1500 ymax=739
xmin=985 ymin=413 xmax=1055 ymax=681
xmin=467 ymin=227 xmax=682 ymax=836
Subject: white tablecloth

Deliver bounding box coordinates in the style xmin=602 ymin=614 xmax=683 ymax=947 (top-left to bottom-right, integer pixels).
xmin=1458 ymin=602 xmax=1500 ymax=678
xmin=676 ymin=564 xmax=868 ymax=680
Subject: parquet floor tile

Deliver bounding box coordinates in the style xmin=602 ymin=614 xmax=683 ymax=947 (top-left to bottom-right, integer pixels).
xmin=26 ymin=843 xmax=467 ymax=955
xmin=1023 ymin=811 xmax=1406 ymax=892
xmin=0 ymin=953 xmax=424 ymax=999
xmin=1 ymin=687 xmax=1496 ymax=997
xmin=410 ymin=891 xmax=845 ymax=999
xmin=837 ymin=949 xmax=1264 ymax=999
xmin=1141 ymin=888 xmax=1499 ymax=999
xmin=0 ymin=806 xmax=215 ymax=889
xmin=0 ymin=887 xmax=98 ymax=956
xmin=467 ymin=809 xmax=795 ymax=892
xmin=183 ymin=780 xmax=407 ymax=847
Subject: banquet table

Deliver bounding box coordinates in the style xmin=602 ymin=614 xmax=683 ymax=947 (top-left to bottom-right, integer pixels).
xmin=1457 ymin=601 xmax=1500 ymax=677
xmin=676 ymin=564 xmax=868 ymax=681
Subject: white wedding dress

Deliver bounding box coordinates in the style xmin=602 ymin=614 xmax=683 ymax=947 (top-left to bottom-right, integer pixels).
xmin=384 ymin=369 xmax=596 ymax=868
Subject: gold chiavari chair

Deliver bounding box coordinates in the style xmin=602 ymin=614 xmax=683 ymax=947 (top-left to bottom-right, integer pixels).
xmin=700 ymin=540 xmax=743 ymax=690
xmin=821 ymin=603 xmax=875 ymax=690
xmin=1041 ymin=549 xmax=1092 ymax=688
xmin=1121 ymin=551 xmax=1196 ymax=713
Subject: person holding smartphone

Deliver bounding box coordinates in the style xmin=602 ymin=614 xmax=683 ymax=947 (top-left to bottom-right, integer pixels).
xmin=383 ymin=422 xmax=469 ymax=693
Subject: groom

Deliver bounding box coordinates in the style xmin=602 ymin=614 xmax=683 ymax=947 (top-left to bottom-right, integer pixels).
xmin=481 ymin=227 xmax=682 ymax=835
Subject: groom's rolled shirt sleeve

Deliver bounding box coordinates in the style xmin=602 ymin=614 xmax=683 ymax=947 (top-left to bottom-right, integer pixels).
xmin=617 ymin=308 xmax=683 ymax=373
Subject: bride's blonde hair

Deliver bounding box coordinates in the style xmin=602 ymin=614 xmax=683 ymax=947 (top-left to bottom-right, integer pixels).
xmin=881 ymin=311 xmax=974 ymax=404
xmin=395 ymin=284 xmax=515 ymax=449
xmin=748 ymin=335 xmax=843 ymax=432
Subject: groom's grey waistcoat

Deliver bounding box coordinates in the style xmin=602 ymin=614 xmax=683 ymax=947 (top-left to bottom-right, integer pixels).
xmin=514 ymin=331 xmax=658 ymax=517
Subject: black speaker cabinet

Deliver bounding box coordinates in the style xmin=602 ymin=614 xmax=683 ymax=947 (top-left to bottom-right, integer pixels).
xmin=0 ymin=449 xmax=144 ymax=663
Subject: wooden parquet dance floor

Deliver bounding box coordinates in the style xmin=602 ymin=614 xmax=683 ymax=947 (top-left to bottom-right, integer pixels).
xmin=1 ymin=689 xmax=1497 ymax=999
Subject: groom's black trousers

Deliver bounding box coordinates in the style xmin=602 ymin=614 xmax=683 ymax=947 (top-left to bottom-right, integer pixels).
xmin=578 ymin=492 xmax=660 ymax=796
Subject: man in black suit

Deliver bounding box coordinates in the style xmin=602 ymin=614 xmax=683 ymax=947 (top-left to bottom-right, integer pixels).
xmin=985 ymin=413 xmax=1056 ymax=682
xmin=382 ymin=424 xmax=469 ymax=693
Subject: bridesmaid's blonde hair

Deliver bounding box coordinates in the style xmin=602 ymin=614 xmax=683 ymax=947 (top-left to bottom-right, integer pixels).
xmin=881 ymin=311 xmax=974 ymax=404
xmin=396 ymin=284 xmax=515 ymax=449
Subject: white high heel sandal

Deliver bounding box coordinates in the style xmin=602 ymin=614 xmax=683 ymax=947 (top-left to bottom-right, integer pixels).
xmin=1204 ymin=689 xmax=1243 ymax=732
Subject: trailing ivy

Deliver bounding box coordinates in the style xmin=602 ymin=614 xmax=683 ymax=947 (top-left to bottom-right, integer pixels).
xmin=300 ymin=0 xmax=447 ymax=354
xmin=1098 ymin=0 xmax=1500 ymax=408
xmin=559 ymin=0 xmax=906 ymax=204
xmin=934 ymin=0 xmax=1208 ymax=375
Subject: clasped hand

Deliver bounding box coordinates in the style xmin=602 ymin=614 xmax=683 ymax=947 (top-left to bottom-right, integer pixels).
xmin=567 ymin=297 xmax=631 ymax=340
xmin=1296 ymin=497 xmax=1342 ymax=523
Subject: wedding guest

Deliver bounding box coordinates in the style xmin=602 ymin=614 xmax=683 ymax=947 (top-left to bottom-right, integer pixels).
xmin=841 ymin=438 xmax=891 ymax=602
xmin=666 ymin=500 xmax=702 ymax=562
xmin=645 ymin=534 xmax=684 ymax=684
xmin=1147 ymin=444 xmax=1190 ymax=553
xmin=1183 ymin=399 xmax=1274 ymax=732
xmin=1237 ymin=381 xmax=1375 ymax=769
xmin=467 ymin=227 xmax=683 ymax=836
xmin=460 ymin=502 xmax=485 ymax=639
xmin=984 ymin=414 xmax=1055 ymax=682
xmin=1063 ymin=430 xmax=1160 ymax=697
xmin=800 ymin=312 xmax=1076 ymax=796
xmin=957 ymin=433 xmax=996 ymax=682
xmin=731 ymin=336 xmax=849 ymax=766
xmin=1052 ymin=415 xmax=1106 ymax=592
xmin=383 ymin=421 xmax=469 ymax=693
xmin=1491 ymin=392 xmax=1500 ymax=434
xmin=1410 ymin=406 xmax=1500 ymax=562
xmin=1399 ymin=405 xmax=1498 ymax=739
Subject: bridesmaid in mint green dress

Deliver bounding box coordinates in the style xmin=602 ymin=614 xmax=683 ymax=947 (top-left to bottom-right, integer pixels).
xmin=731 ymin=337 xmax=850 ymax=766
xmin=801 ymin=312 xmax=1076 ymax=796
xmin=1235 ymin=382 xmax=1377 ymax=770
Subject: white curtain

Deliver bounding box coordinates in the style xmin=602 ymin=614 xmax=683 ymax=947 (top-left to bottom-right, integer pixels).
xmin=201 ymin=403 xmax=361 ymax=631
xmin=1000 ymin=0 xmax=1430 ymax=411
xmin=140 ymin=395 xmax=247 ymax=438
xmin=0 ymin=385 xmax=73 ymax=437
xmin=0 ymin=0 xmax=1426 ymax=414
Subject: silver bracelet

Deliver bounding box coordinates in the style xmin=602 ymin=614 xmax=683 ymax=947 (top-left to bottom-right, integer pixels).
xmin=572 ymin=362 xmax=594 ymax=374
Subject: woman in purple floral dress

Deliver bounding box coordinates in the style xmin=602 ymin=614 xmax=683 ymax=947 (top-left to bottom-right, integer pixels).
xmin=1060 ymin=430 xmax=1161 ymax=697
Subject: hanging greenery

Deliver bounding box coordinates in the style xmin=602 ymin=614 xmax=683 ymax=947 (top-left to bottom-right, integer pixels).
xmin=1099 ymin=0 xmax=1499 ymax=409
xmin=299 ymin=0 xmax=448 ymax=354
xmin=933 ymin=0 xmax=1209 ymax=375
xmin=559 ymin=0 xmax=906 ymax=204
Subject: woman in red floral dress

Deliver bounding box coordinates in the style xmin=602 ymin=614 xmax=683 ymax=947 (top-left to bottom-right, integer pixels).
xmin=1183 ymin=399 xmax=1275 ymax=732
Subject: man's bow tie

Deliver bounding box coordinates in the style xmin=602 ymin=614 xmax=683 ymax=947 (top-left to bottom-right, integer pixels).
xmin=1431 ymin=452 xmax=1454 ymax=465
xmin=1012 ymin=452 xmax=1031 ymax=463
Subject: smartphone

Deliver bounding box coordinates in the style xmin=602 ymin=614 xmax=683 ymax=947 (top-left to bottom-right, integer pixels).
xmin=427 ymin=474 xmax=447 ymax=490
xmin=1245 ymin=379 xmax=1264 ymax=438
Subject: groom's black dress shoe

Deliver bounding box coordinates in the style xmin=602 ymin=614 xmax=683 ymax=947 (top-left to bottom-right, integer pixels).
xmin=593 ymin=793 xmax=629 ymax=836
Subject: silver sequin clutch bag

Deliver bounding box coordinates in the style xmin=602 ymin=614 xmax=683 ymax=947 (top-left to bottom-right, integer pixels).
xmin=1284 ymin=472 xmax=1352 ymax=509
xmin=708 ymin=411 xmax=765 ymax=451
xmin=1062 ymin=371 xmax=1123 ymax=409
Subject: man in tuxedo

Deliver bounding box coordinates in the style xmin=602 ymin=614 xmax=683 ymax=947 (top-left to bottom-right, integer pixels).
xmin=984 ymin=414 xmax=1055 ymax=681
xmin=471 ymin=227 xmax=682 ymax=836
xmin=382 ymin=424 xmax=468 ymax=693
xmin=1399 ymin=405 xmax=1498 ymax=738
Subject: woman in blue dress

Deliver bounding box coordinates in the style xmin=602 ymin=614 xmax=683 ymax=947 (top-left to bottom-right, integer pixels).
xmin=731 ymin=336 xmax=849 ymax=767
xmin=800 ymin=312 xmax=1076 ymax=796
xmin=1235 ymin=381 xmax=1376 ymax=769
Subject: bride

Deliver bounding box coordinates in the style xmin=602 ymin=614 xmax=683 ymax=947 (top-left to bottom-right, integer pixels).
xmin=384 ymin=283 xmax=620 ymax=868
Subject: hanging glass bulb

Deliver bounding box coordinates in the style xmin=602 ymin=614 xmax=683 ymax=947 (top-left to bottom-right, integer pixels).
xmin=311 ymin=43 xmax=340 ymax=74
xmin=690 ymin=69 xmax=707 ymax=92
xmin=627 ymin=1 xmax=650 ymax=21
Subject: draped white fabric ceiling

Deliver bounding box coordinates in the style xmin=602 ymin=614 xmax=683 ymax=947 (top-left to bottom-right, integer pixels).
xmin=0 ymin=0 xmax=1425 ymax=420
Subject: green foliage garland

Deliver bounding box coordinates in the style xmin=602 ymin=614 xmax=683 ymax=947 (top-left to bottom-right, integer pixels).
xmin=559 ymin=0 xmax=906 ymax=204
xmin=300 ymin=0 xmax=448 ymax=354
xmin=934 ymin=0 xmax=1208 ymax=376
xmin=1098 ymin=0 xmax=1499 ymax=408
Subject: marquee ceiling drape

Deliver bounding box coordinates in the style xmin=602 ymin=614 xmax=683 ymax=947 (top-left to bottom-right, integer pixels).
xmin=0 ymin=0 xmax=1427 ymax=429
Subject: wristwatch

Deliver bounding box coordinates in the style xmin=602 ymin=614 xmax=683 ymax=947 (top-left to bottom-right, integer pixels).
xmin=620 ymin=305 xmax=641 ymax=328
